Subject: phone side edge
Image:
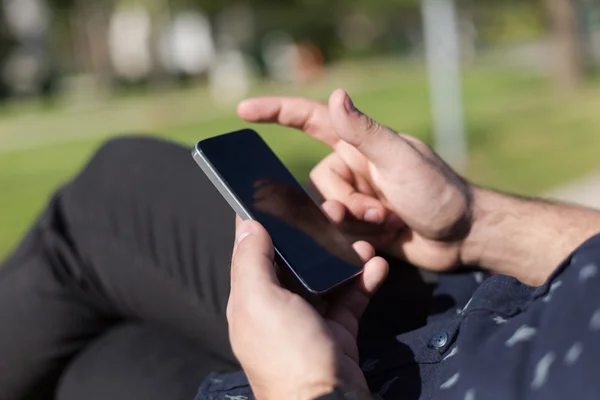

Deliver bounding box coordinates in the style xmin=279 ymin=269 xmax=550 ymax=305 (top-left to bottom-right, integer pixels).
xmin=192 ymin=147 xmax=253 ymax=221
xmin=317 ymin=267 xmax=364 ymax=295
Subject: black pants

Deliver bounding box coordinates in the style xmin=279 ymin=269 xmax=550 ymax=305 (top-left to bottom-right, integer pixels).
xmin=0 ymin=137 xmax=433 ymax=400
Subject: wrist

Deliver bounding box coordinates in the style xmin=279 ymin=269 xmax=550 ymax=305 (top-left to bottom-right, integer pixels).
xmin=458 ymin=186 xmax=587 ymax=286
xmin=460 ymin=187 xmax=515 ymax=270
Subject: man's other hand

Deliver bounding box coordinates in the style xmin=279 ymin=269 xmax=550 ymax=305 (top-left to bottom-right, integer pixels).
xmin=238 ymin=90 xmax=473 ymax=272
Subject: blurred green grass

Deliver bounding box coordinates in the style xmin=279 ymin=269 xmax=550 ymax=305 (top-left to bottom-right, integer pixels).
xmin=2 ymin=58 xmax=600 ymax=258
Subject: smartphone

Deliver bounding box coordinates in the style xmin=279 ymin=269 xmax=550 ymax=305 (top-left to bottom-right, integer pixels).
xmin=192 ymin=129 xmax=364 ymax=295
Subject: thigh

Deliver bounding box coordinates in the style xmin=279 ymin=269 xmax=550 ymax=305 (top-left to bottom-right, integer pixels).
xmin=0 ymin=137 xmax=237 ymax=399
xmin=57 ymin=137 xmax=237 ymax=358
xmin=56 ymin=323 xmax=235 ymax=400
xmin=0 ymin=219 xmax=112 ymax=400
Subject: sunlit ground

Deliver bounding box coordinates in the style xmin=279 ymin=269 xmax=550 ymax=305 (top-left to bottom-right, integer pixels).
xmin=2 ymin=57 xmax=600 ymax=257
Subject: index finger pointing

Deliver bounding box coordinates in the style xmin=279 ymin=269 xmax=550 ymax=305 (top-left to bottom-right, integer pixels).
xmin=237 ymin=97 xmax=340 ymax=148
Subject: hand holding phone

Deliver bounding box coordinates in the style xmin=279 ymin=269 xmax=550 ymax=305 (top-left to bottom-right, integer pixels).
xmin=228 ymin=218 xmax=387 ymax=400
xmin=192 ymin=129 xmax=365 ymax=294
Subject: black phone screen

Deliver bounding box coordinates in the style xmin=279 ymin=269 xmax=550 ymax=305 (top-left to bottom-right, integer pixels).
xmin=197 ymin=129 xmax=363 ymax=294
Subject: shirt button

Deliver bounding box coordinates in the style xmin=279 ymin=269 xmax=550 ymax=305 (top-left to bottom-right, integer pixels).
xmin=428 ymin=331 xmax=449 ymax=349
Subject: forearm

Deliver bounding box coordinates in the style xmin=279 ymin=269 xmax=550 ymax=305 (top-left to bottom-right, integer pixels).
xmin=461 ymin=187 xmax=600 ymax=286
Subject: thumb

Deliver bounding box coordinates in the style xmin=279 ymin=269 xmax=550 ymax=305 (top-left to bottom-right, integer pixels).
xmin=231 ymin=219 xmax=280 ymax=295
xmin=328 ymin=89 xmax=418 ymax=169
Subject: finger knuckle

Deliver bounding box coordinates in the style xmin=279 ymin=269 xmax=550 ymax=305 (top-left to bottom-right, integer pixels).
xmin=402 ymin=134 xmax=433 ymax=155
xmin=309 ymin=165 xmax=324 ymax=182
xmin=360 ymin=113 xmax=377 ymax=133
xmin=347 ymin=193 xmax=367 ymax=214
xmin=363 ymin=112 xmax=385 ymax=134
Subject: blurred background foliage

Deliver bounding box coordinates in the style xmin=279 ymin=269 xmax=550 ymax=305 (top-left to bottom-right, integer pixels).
xmin=1 ymin=0 xmax=600 ymax=256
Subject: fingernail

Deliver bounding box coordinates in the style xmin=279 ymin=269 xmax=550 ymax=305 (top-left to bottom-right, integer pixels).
xmin=344 ymin=93 xmax=358 ymax=114
xmin=236 ymin=225 xmax=252 ymax=244
xmin=364 ymin=208 xmax=383 ymax=224
xmin=236 ymin=100 xmax=248 ymax=111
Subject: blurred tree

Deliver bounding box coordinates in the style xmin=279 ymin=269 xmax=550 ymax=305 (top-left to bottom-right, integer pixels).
xmin=459 ymin=0 xmax=586 ymax=90
xmin=475 ymin=1 xmax=545 ymax=45
xmin=45 ymin=0 xmax=113 ymax=79
xmin=543 ymin=0 xmax=584 ymax=90
xmin=0 ymin=5 xmax=13 ymax=100
xmin=35 ymin=0 xmax=596 ymax=92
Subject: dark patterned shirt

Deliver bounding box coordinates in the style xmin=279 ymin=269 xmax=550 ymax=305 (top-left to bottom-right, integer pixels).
xmin=196 ymin=234 xmax=600 ymax=400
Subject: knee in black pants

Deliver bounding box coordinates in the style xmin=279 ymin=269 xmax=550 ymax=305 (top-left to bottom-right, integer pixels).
xmin=65 ymin=136 xmax=193 ymax=203
xmin=59 ymin=135 xmax=229 ymax=226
